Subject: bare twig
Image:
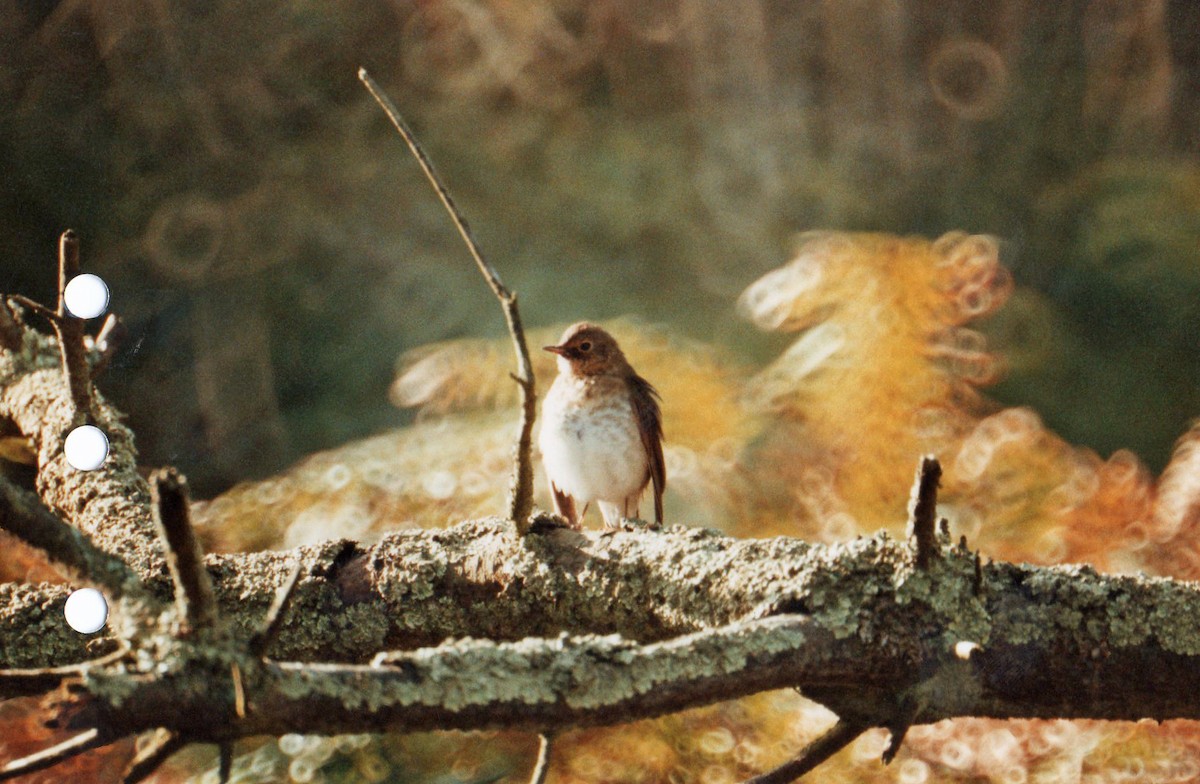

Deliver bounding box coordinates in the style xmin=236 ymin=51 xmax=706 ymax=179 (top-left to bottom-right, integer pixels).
xmin=150 ymin=468 xmax=217 ymax=633
xmin=0 ymin=728 xmax=109 ymax=782
xmin=0 ymin=300 xmax=20 ymax=352
xmin=906 ymin=455 xmax=941 ymax=569
xmin=359 ymin=67 xmax=538 ymax=532
xmin=5 ymin=233 xmax=95 ymax=418
xmin=91 ymin=313 xmax=126 ymax=378
xmin=249 ymin=556 xmax=305 ymax=658
xmin=231 ymin=662 xmax=247 ymax=719
xmin=0 ymin=642 xmax=130 ymax=699
xmin=122 ymin=729 xmax=184 ymax=784
xmin=880 ymin=722 xmax=909 ymax=764
xmin=53 ymin=230 xmax=94 ymax=419
xmin=7 ymin=294 xmax=56 ymax=322
xmin=529 ymin=734 xmax=553 ymax=784
xmin=0 ymin=474 xmax=143 ymax=598
xmin=742 ymin=719 xmax=865 ymax=784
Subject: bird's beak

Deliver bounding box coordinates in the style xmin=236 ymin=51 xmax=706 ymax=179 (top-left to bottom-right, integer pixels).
xmin=544 ymin=344 xmax=567 ymax=356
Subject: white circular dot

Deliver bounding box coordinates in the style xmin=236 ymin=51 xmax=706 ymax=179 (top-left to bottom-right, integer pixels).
xmin=64 ymin=425 xmax=109 ymax=471
xmin=63 ymin=273 xmax=110 ymax=319
xmin=64 ymin=588 xmax=109 ymax=634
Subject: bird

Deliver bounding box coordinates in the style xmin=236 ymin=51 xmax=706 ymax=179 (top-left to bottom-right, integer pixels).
xmin=538 ymin=322 xmax=665 ymax=529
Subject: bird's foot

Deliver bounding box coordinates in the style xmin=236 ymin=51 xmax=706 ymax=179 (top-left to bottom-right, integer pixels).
xmin=528 ymin=511 xmax=579 ymax=534
xmin=604 ymin=517 xmax=660 ymax=533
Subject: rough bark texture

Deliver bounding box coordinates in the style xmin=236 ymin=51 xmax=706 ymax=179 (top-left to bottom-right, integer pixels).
xmin=5 ymin=280 xmax=1200 ymax=771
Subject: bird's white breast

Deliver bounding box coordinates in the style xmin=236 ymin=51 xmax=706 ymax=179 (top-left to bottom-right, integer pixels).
xmin=539 ymin=376 xmax=648 ymax=504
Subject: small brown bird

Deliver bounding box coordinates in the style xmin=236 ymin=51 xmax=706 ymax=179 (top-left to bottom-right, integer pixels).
xmin=539 ymin=322 xmax=665 ymax=528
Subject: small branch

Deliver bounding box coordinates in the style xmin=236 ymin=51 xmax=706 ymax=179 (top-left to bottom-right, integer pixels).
xmin=219 ymin=743 xmax=233 ymax=783
xmin=359 ymin=67 xmax=538 ymax=531
xmin=0 ymin=474 xmax=144 ymax=598
xmin=0 ymin=300 xmax=20 ymax=352
xmin=122 ymin=729 xmax=184 ymax=784
xmin=231 ymin=662 xmax=247 ymax=719
xmin=5 ymin=233 xmax=95 ymax=419
xmin=742 ymin=719 xmax=865 ymax=784
xmin=91 ymin=313 xmax=126 ymax=378
xmin=529 ymin=734 xmax=553 ymax=784
xmin=53 ymin=230 xmax=94 ymax=419
xmin=249 ymin=556 xmax=305 ymax=658
xmin=0 ymin=642 xmax=130 ymax=699
xmin=150 ymin=468 xmax=217 ymax=633
xmin=880 ymin=722 xmax=909 ymax=764
xmin=906 ymin=455 xmax=942 ymax=569
xmin=0 ymin=728 xmax=109 ymax=782
xmin=7 ymin=294 xmax=56 ymax=322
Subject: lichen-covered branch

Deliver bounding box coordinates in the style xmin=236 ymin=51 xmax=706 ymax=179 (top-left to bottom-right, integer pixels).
xmin=0 ymin=475 xmax=143 ymax=599
xmin=7 ymin=238 xmax=1200 ymax=780
xmin=4 ymin=520 xmax=1200 ymax=738
xmin=0 ymin=299 xmax=160 ymax=577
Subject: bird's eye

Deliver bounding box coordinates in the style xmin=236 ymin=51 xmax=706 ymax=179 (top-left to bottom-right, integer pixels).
xmin=579 ymin=341 xmax=592 ymax=352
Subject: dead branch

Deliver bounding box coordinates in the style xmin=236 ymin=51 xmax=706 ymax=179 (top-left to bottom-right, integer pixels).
xmin=907 ymin=455 xmax=941 ymax=569
xmin=7 ymin=237 xmax=1200 ymax=783
xmin=358 ymin=67 xmax=538 ymax=531
xmin=0 ymin=728 xmax=111 ymax=782
xmin=0 ymin=300 xmax=20 ymax=353
xmin=91 ymin=313 xmax=126 ymax=378
xmin=150 ymin=468 xmax=217 ymax=633
xmin=529 ymin=734 xmax=553 ymax=784
xmin=743 ymin=718 xmax=866 ymax=784
xmin=248 ymin=555 xmax=305 ymax=658
xmin=121 ymin=729 xmax=184 ymax=784
xmin=0 ymin=474 xmax=143 ymax=598
xmin=53 ymin=230 xmax=94 ymax=418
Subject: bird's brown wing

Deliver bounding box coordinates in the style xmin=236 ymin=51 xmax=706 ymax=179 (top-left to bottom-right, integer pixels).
xmin=629 ymin=374 xmax=666 ymax=523
xmin=550 ymin=481 xmax=580 ymax=529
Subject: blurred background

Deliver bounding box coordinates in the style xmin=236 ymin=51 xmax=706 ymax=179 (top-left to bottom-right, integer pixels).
xmin=4 ymin=2 xmax=1200 ymax=782
xmin=1 ymin=0 xmax=1198 ymax=498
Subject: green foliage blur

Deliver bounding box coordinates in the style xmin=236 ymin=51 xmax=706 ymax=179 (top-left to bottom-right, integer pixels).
xmin=1 ymin=0 xmax=1198 ymax=495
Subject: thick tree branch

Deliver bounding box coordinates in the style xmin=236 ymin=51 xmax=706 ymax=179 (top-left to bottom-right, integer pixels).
xmin=0 ymin=474 xmax=143 ymax=598
xmin=6 ymin=237 xmax=1200 ymax=782
xmin=0 ymin=282 xmax=160 ymax=576
xmin=1 ymin=523 xmax=1198 ymax=747
xmin=359 ymin=68 xmax=538 ymax=531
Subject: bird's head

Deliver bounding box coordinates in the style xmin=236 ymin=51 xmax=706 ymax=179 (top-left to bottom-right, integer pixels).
xmin=544 ymin=322 xmax=628 ymax=377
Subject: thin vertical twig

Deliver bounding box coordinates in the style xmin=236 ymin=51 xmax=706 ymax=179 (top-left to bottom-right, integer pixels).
xmin=53 ymin=230 xmax=94 ymax=419
xmin=150 ymin=468 xmax=217 ymax=632
xmin=0 ymin=300 xmax=20 ymax=352
xmin=529 ymin=734 xmax=553 ymax=784
xmin=91 ymin=313 xmax=126 ymax=377
xmin=218 ymin=743 xmax=233 ymax=783
xmin=358 ymin=67 xmax=537 ymax=532
xmin=906 ymin=455 xmax=942 ymax=569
